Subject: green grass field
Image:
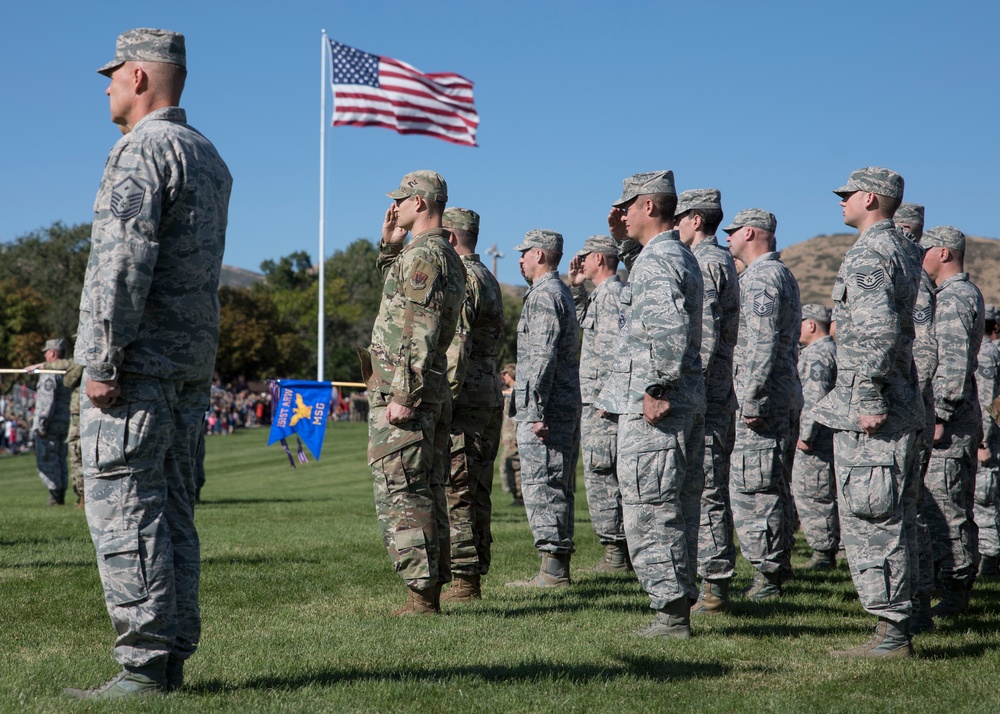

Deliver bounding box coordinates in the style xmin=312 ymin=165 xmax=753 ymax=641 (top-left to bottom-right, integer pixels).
xmin=2 ymin=424 xmax=1000 ymax=713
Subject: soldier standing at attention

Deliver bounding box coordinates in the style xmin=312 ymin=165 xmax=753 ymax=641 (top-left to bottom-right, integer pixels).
xmin=368 ymin=171 xmax=466 ymax=616
xmin=499 ymin=364 xmax=522 ymax=505
xmin=724 ymin=209 xmax=801 ymax=600
xmin=792 ymin=305 xmax=839 ymax=570
xmin=675 ymin=189 xmax=740 ymax=613
xmin=920 ymin=226 xmax=984 ymax=618
xmin=974 ymin=304 xmax=1000 ymax=579
xmin=893 ymin=202 xmax=937 ymax=635
xmin=30 ymin=339 xmax=73 ymax=506
xmin=568 ymin=235 xmax=628 ymax=572
xmin=507 ymin=229 xmax=581 ymax=587
xmin=816 ymin=167 xmax=923 ymax=658
xmin=66 ymin=29 xmax=232 ymax=699
xmin=439 ymin=208 xmax=506 ymax=602
xmin=596 ymin=171 xmax=706 ymax=638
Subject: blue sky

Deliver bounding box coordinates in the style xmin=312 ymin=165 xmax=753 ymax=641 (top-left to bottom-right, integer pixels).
xmin=4 ymin=1 xmax=999 ymax=286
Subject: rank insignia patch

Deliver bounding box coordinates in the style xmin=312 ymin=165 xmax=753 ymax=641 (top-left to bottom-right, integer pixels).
xmin=856 ymin=269 xmax=885 ymax=292
xmin=110 ymin=177 xmax=146 ymax=220
xmin=752 ymin=291 xmax=775 ymax=317
xmin=913 ymin=307 xmax=932 ymax=324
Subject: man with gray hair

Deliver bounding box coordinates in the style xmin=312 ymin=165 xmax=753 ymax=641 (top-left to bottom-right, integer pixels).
xmin=507 ymin=230 xmax=581 ymax=587
xmin=66 ymin=28 xmax=232 ymax=698
xmin=597 ymin=171 xmax=706 ymax=638
xmin=921 ymin=225 xmax=984 ymax=617
xmin=568 ymin=235 xmax=628 ymax=572
xmin=975 ymin=304 xmax=1000 ymax=579
xmin=793 ymin=305 xmax=839 ymax=569
xmin=675 ymin=189 xmax=740 ymax=613
xmin=724 ymin=209 xmax=801 ymax=600
xmin=817 ymin=167 xmax=923 ymax=658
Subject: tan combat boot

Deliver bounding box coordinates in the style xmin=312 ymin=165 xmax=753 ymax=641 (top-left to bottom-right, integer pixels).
xmin=802 ymin=549 xmax=837 ymax=570
xmin=831 ymin=618 xmax=913 ymax=659
xmin=586 ymin=543 xmax=631 ymax=573
xmin=637 ymin=597 xmax=691 ymax=639
xmin=506 ymin=552 xmax=571 ymax=587
xmin=391 ymin=585 xmax=440 ymax=616
xmin=440 ymin=574 xmax=481 ymax=602
xmin=690 ymin=579 xmax=729 ymax=615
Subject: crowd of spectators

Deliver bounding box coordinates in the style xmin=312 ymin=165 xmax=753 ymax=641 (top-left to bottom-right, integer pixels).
xmin=207 ymin=376 xmax=271 ymax=436
xmin=1 ymin=388 xmax=35 ymax=455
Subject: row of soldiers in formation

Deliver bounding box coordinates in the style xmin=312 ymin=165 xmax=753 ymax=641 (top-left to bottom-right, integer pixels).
xmin=368 ymin=166 xmax=996 ymax=659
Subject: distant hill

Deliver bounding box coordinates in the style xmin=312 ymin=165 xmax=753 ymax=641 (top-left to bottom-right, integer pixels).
xmin=782 ymin=233 xmax=1000 ymax=308
xmin=220 ymin=265 xmax=264 ymax=289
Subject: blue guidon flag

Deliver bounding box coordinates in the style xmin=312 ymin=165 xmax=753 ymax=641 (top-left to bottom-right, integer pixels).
xmin=268 ymin=380 xmax=335 ymax=467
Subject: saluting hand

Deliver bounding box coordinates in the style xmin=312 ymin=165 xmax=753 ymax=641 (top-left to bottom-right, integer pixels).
xmin=607 ymin=208 xmax=627 ymax=243
xmin=567 ymin=256 xmax=587 ymax=286
xmin=382 ymin=205 xmax=408 ymax=245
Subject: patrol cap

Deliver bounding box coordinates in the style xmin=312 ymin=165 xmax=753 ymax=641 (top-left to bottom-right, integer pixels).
xmin=574 ymin=234 xmax=618 ymax=258
xmin=675 ymin=188 xmax=722 ymax=216
xmin=514 ymin=229 xmax=563 ymax=253
xmin=801 ymin=304 xmax=832 ymax=323
xmin=386 ymin=170 xmax=448 ymax=203
xmin=98 ymin=28 xmax=186 ymax=77
xmin=894 ymin=202 xmax=925 ymax=228
xmin=612 ymin=171 xmax=676 ymax=207
xmin=43 ymin=338 xmax=67 ymax=354
xmin=833 ymin=167 xmax=905 ymax=200
xmin=985 ymin=304 xmax=998 ymax=323
xmin=921 ymin=225 xmax=965 ymax=252
xmin=442 ymin=207 xmax=480 ymax=236
xmin=723 ymin=208 xmax=777 ymax=234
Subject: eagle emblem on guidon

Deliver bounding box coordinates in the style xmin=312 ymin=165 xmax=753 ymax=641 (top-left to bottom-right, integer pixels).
xmin=109 ymin=177 xmax=146 ymax=220
xmin=855 ymin=269 xmax=885 ymax=292
xmin=410 ymin=271 xmax=428 ymax=290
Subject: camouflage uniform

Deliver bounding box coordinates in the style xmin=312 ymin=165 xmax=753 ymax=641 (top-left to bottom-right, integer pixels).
xmin=76 ymin=32 xmax=233 ymax=678
xmin=571 ymin=255 xmax=625 ymax=548
xmin=596 ymin=229 xmax=706 ymax=608
xmin=369 ymin=226 xmax=466 ymax=590
xmin=513 ymin=265 xmax=581 ymax=555
xmin=910 ymin=268 xmax=937 ymax=600
xmin=500 ymin=390 xmax=521 ymax=499
xmin=62 ymin=363 xmax=85 ymax=503
xmin=974 ymin=332 xmax=1000 ymax=563
xmin=730 ymin=246 xmax=801 ymax=578
xmin=33 ymin=360 xmax=72 ymax=496
xmin=922 ymin=267 xmax=984 ymax=586
xmin=816 ymin=218 xmax=924 ymax=623
xmin=444 ymin=245 xmax=505 ymax=576
xmin=792 ymin=332 xmax=840 ymax=554
xmin=691 ymin=235 xmax=739 ymax=582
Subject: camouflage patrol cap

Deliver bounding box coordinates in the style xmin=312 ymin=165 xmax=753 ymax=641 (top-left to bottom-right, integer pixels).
xmin=574 ymin=235 xmax=618 ymax=258
xmin=387 ymin=170 xmax=448 ymax=203
xmin=801 ymin=304 xmax=832 ymax=323
xmin=515 ymin=229 xmax=563 ymax=253
xmin=723 ymin=208 xmax=777 ymax=234
xmin=833 ymin=167 xmax=904 ymax=200
xmin=442 ymin=207 xmax=480 ymax=236
xmin=675 ymin=188 xmax=722 ymax=216
xmin=612 ymin=171 xmax=676 ymax=207
xmin=921 ymin=225 xmax=965 ymax=252
xmin=98 ymin=28 xmax=186 ymax=76
xmin=42 ymin=338 xmax=67 ymax=354
xmin=894 ymin=202 xmax=925 ymax=228
xmin=985 ymin=304 xmax=998 ymax=323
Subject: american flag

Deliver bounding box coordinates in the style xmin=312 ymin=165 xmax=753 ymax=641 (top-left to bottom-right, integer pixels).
xmin=328 ymin=39 xmax=479 ymax=147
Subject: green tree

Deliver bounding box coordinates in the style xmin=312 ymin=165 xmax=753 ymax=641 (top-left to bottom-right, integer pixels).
xmin=0 ymin=280 xmax=48 ymax=374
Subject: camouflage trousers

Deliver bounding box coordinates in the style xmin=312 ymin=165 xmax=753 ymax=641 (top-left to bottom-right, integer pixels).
xmin=580 ymin=405 xmax=623 ymax=545
xmin=81 ymin=375 xmax=206 ymax=668
xmin=516 ymin=418 xmax=578 ymax=554
xmin=194 ymin=421 xmax=206 ymax=493
xmin=834 ymin=428 xmax=917 ymax=622
xmin=619 ymin=412 xmax=704 ymax=609
xmin=790 ymin=443 xmax=840 ymax=553
xmin=697 ymin=412 xmax=737 ymax=581
xmin=35 ymin=430 xmax=68 ymax=491
xmin=447 ymin=403 xmax=503 ymax=576
xmin=908 ymin=418 xmax=935 ymax=598
xmin=69 ymin=414 xmax=84 ymax=501
xmin=500 ymin=442 xmax=521 ymax=498
xmin=921 ymin=423 xmax=979 ymax=584
xmin=369 ymin=396 xmax=451 ymax=590
xmin=974 ymin=449 xmax=1000 ymax=558
xmin=730 ymin=415 xmax=791 ymax=575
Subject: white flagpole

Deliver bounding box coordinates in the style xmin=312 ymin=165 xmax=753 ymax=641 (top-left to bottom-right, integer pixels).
xmin=318 ymin=29 xmax=327 ymax=382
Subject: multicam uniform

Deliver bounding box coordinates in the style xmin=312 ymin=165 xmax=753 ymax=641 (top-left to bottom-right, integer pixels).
xmin=816 ymin=219 xmax=924 ymax=623
xmin=571 ymin=274 xmax=625 ymax=549
xmin=922 ymin=272 xmax=984 ymax=587
xmin=76 ymin=105 xmax=232 ymax=670
xmin=445 ymin=253 xmax=505 ymax=576
xmin=369 ymin=228 xmax=466 ymax=590
xmin=730 ymin=251 xmax=801 ymax=577
xmin=513 ymin=270 xmax=581 ymax=555
xmin=974 ymin=337 xmax=1000 ymax=567
xmin=596 ymin=230 xmax=706 ymax=608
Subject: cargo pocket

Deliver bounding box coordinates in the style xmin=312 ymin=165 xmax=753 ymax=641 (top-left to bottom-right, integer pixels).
xmin=855 ymin=558 xmax=889 ymax=609
xmin=98 ymin=527 xmax=148 ymax=606
xmin=584 ymin=436 xmax=615 ymax=473
xmin=91 ymin=383 xmax=162 ymax=478
xmin=842 ymin=463 xmax=897 ymax=519
xmin=737 ymin=447 xmax=779 ymax=493
xmin=394 ymin=527 xmax=431 ymax=580
xmin=976 ymin=468 xmax=999 ymax=506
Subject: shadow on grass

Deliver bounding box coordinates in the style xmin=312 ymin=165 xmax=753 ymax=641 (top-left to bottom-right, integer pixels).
xmin=202 ymin=554 xmax=323 ymax=567
xmin=1 ymin=558 xmax=95 ymax=569
xmin=199 ymin=497 xmax=333 ymax=507
xmin=191 ymin=656 xmax=734 ymax=693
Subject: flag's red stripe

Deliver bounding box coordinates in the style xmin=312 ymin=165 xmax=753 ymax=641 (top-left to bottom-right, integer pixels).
xmin=334 ymin=119 xmax=477 ymax=146
xmin=335 ymin=92 xmax=479 ymax=128
xmin=378 ymin=68 xmax=475 ymax=103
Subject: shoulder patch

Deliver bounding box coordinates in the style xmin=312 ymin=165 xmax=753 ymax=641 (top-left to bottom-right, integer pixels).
xmin=403 ymin=257 xmax=439 ymax=304
xmin=109 ymin=177 xmax=147 ymax=220
xmin=705 ymin=288 xmax=718 ymax=300
xmin=979 ymin=364 xmax=996 ymax=379
xmin=855 ymin=269 xmax=885 ymax=292
xmin=809 ymin=363 xmax=825 ymax=382
xmin=913 ymin=306 xmax=932 ymax=325
xmin=752 ymin=290 xmax=775 ymax=317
